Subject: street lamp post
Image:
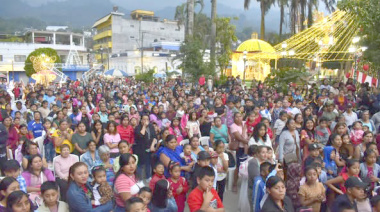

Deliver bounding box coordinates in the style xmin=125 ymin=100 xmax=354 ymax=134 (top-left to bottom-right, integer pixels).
xmin=243 ymin=50 xmax=247 ymax=83
xmin=99 ymin=45 xmax=104 ymax=65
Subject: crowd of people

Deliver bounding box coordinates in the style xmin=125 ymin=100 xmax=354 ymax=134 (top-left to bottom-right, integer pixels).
xmin=0 ymin=74 xmax=379 ymax=212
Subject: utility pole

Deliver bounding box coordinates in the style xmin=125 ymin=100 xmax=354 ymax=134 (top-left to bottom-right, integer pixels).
xmin=141 ymin=31 xmax=146 ymax=73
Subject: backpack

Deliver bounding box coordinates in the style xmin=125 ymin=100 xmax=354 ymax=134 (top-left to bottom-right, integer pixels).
xmin=226 ymin=151 xmax=236 ymax=168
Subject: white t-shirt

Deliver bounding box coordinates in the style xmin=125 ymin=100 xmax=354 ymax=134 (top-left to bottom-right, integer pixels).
xmin=343 ymin=111 xmax=358 ymax=127
xmin=216 ymin=153 xmax=229 ymax=181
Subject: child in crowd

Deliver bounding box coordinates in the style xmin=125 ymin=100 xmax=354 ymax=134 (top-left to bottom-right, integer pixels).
xmin=169 ymin=117 xmax=184 ymax=143
xmin=91 ymin=166 xmax=113 ymax=208
xmin=43 ymin=119 xmax=55 ymax=165
xmin=168 ymin=162 xmax=189 ymax=212
xmin=259 ymin=103 xmax=272 ymax=122
xmin=202 ymin=144 xmax=210 ymax=153
xmin=360 ymin=149 xmax=380 ymax=192
xmin=38 ymin=181 xmax=69 ymax=212
xmin=326 ymin=159 xmax=360 ymax=196
xmin=252 ymin=162 xmax=271 ymax=212
xmin=323 ymin=146 xmax=338 ymax=179
xmin=125 ymin=197 xmax=146 ymax=212
xmin=266 ymin=147 xmax=276 ymax=164
xmin=113 ymin=140 xmax=138 ymax=173
xmin=304 ymin=143 xmax=322 ymax=168
xmin=341 ymin=134 xmax=354 ymax=160
xmin=210 ymin=152 xmax=219 ymax=189
xmin=137 ymin=187 xmax=152 ymax=212
xmin=298 ymin=166 xmax=326 ymax=212
xmin=207 ymin=107 xmax=217 ymax=123
xmin=180 ymin=144 xmax=196 ymax=165
xmin=315 ymin=117 xmax=331 ymax=147
xmin=350 ymin=121 xmax=364 ymax=146
xmin=273 ymin=111 xmax=287 ymax=144
xmin=149 ymin=179 xmax=178 ymax=212
xmin=191 ymin=151 xmax=211 ymax=189
xmin=214 ymin=140 xmax=229 ymax=201
xmin=1 ymin=160 xmax=27 ymax=193
xmin=188 ymin=166 xmax=224 ymax=212
xmin=160 ymin=113 xmax=171 ymax=129
xmin=149 ymin=162 xmax=166 ymax=191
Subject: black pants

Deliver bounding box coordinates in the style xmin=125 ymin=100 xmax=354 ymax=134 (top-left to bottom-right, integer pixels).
xmin=216 ymin=178 xmax=226 ymax=201
xmin=56 ymin=178 xmax=68 ymax=202
xmin=0 ymin=145 xmax=7 ymax=171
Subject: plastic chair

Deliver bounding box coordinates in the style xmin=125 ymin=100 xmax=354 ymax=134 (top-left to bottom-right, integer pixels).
xmin=80 ymin=154 xmax=85 ymax=162
xmin=180 ymin=139 xmax=189 ymax=146
xmin=33 ymin=137 xmax=45 ymax=158
xmin=199 ymin=136 xmax=210 ymax=146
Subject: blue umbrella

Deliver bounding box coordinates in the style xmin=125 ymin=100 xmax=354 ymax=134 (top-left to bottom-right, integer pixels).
xmin=104 ymin=69 xmax=128 ymax=77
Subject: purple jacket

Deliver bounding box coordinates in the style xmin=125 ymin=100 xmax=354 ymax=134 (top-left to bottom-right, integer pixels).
xmin=21 ymin=169 xmax=55 ymax=187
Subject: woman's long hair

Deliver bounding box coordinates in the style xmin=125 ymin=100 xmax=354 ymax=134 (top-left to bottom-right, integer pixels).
xmin=0 ymin=177 xmax=18 ymax=201
xmin=6 ymin=191 xmax=32 ymax=212
xmin=252 ymin=122 xmax=267 ymax=142
xmin=152 ymin=179 xmax=169 ymax=208
xmin=302 ymin=118 xmax=315 ymax=139
xmin=68 ymin=162 xmax=88 ymax=184
xmin=113 ymin=153 xmax=139 ymax=187
xmin=26 ymin=154 xmax=45 ymax=176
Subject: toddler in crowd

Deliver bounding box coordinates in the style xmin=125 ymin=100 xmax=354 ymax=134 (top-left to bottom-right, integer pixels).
xmin=350 ymin=121 xmax=364 ymax=146
xmin=180 ymin=144 xmax=196 ymax=166
xmin=149 ymin=162 xmax=166 ymax=191
xmin=125 ymin=197 xmax=146 ymax=212
xmin=210 ymin=152 xmax=219 ymax=189
xmin=91 ymin=166 xmax=113 ymax=208
xmin=315 ymin=118 xmax=331 ymax=147
xmin=168 ymin=162 xmax=189 ymax=212
xmin=160 ymin=113 xmax=171 ymax=128
xmin=43 ymin=119 xmax=56 ymax=165
xmin=137 ymin=187 xmax=152 ymax=212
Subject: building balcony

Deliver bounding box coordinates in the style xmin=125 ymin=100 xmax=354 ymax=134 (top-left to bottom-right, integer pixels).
xmin=93 ymin=30 xmax=112 ymax=41
xmin=94 ymin=42 xmax=112 ymax=50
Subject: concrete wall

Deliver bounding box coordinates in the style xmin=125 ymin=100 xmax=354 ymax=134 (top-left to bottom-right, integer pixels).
xmin=111 ymin=15 xmax=185 ymax=54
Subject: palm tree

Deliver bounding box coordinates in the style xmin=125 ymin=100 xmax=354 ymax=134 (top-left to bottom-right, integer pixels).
xmin=289 ymin=0 xmax=299 ymax=34
xmin=322 ymin=0 xmax=336 ymax=13
xmin=277 ymin=0 xmax=288 ymax=37
xmin=307 ymin=0 xmax=318 ymax=28
xmin=187 ymin=0 xmax=195 ymax=38
xmin=210 ymin=0 xmax=217 ymax=72
xmin=244 ymin=0 xmax=275 ymax=40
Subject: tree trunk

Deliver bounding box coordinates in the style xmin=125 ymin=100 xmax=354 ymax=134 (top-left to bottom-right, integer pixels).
xmin=300 ymin=0 xmax=306 ymax=31
xmin=210 ymin=0 xmax=217 ymax=74
xmin=307 ymin=0 xmax=313 ymax=28
xmin=260 ymin=0 xmax=265 ymax=40
xmin=279 ymin=3 xmax=284 ymax=37
xmin=187 ymin=0 xmax=195 ymax=38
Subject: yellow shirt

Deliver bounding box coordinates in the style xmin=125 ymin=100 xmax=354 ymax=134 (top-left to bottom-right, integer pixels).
xmin=52 ymin=129 xmax=74 ymax=153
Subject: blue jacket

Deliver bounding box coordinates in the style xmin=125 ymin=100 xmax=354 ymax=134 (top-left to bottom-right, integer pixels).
xmin=252 ymin=176 xmax=265 ymax=212
xmin=66 ymin=182 xmax=113 ymax=212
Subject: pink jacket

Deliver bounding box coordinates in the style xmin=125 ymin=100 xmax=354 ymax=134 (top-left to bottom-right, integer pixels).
xmin=22 ymin=169 xmax=55 ymax=187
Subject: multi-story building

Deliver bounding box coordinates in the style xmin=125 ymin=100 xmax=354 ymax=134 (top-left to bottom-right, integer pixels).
xmin=0 ymin=29 xmax=89 ymax=82
xmin=92 ymin=9 xmax=184 ymax=75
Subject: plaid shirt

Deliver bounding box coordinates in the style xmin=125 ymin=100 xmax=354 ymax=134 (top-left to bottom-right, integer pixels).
xmin=17 ymin=175 xmax=27 ymax=193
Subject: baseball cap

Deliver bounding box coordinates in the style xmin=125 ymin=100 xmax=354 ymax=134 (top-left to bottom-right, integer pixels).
xmin=210 ymin=151 xmax=218 ymax=158
xmin=308 ymin=143 xmax=320 ymax=151
xmin=197 ymin=151 xmax=211 ymax=160
xmin=345 ymin=176 xmax=368 ymax=189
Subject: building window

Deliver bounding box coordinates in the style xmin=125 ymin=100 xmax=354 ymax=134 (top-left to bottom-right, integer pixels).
xmin=14 ymin=55 xmax=26 ymax=62
xmin=130 ymin=36 xmax=135 ymax=39
xmin=175 ymin=28 xmax=180 ymax=31
xmin=160 ymin=27 xmax=165 ymax=30
xmin=160 ymin=38 xmax=165 ymax=41
xmin=175 ymin=39 xmax=180 ymax=41
xmin=0 ymin=55 xmax=2 ymax=62
xmin=130 ymin=25 xmax=134 ymax=27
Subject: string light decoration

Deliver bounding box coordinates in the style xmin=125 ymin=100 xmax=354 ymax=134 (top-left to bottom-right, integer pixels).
xmin=30 ymin=54 xmax=57 ymax=85
xmin=274 ymin=10 xmax=359 ymax=62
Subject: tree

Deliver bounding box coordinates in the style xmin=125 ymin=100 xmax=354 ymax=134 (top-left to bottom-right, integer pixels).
xmin=216 ymin=17 xmax=238 ymax=76
xmin=24 ymin=48 xmax=61 ymax=77
xmin=338 ymin=0 xmax=380 ymax=73
xmin=244 ymin=0 xmax=275 ymax=40
xmin=135 ymin=68 xmax=155 ymax=83
xmin=187 ymin=0 xmax=195 ymax=38
xmin=179 ymin=38 xmax=208 ymax=81
xmin=277 ymin=0 xmax=288 ymax=37
xmin=264 ymin=67 xmax=311 ymax=92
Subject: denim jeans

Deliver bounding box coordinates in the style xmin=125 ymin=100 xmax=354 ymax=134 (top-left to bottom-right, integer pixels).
xmin=114 ymin=205 xmax=125 ymax=212
xmin=44 ymin=142 xmax=55 ymax=162
xmin=136 ymin=152 xmax=151 ymax=180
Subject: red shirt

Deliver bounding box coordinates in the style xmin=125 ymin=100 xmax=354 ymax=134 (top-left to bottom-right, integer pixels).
xmin=149 ymin=174 xmax=166 ymax=191
xmin=188 ymin=187 xmax=224 ymax=212
xmin=116 ymin=125 xmax=135 ymax=145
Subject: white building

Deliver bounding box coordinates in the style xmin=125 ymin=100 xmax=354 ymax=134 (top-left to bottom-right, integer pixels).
xmin=93 ymin=9 xmax=184 ymax=75
xmin=0 ymin=30 xmax=89 ymax=82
